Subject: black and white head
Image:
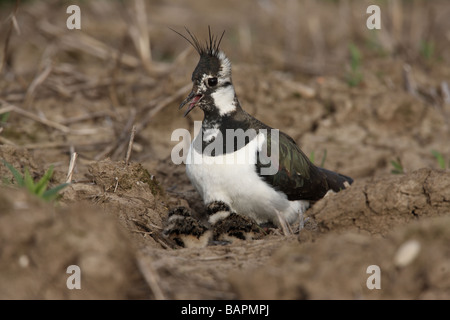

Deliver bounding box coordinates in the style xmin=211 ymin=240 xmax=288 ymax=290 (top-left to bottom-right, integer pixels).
xmin=176 ymin=27 xmax=237 ymax=117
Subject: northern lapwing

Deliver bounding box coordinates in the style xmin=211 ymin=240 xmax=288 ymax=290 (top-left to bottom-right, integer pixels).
xmin=172 ymin=27 xmax=353 ymax=239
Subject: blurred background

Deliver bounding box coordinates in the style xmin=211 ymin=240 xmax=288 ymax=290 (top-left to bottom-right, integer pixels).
xmin=1 ymin=0 xmax=450 ymax=300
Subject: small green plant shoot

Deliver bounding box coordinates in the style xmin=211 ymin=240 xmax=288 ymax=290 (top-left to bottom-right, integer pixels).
xmin=390 ymin=158 xmax=404 ymax=174
xmin=347 ymin=43 xmax=363 ymax=87
xmin=309 ymin=149 xmax=328 ymax=168
xmin=431 ymin=150 xmax=448 ymax=169
xmin=2 ymin=159 xmax=69 ymax=201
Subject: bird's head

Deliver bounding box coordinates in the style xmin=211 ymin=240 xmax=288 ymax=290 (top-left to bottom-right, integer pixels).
xmin=175 ymin=27 xmax=236 ymax=117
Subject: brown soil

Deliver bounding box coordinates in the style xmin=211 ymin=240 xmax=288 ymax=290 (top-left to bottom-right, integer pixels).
xmin=1 ymin=0 xmax=450 ymax=300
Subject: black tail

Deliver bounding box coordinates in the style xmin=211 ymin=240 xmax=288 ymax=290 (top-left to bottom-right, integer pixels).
xmin=318 ymin=167 xmax=353 ymax=192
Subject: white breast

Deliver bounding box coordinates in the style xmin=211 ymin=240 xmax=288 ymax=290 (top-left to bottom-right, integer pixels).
xmin=185 ymin=131 xmax=308 ymax=225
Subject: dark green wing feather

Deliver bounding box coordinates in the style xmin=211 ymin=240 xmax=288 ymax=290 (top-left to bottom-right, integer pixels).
xmin=257 ymin=130 xmax=352 ymax=201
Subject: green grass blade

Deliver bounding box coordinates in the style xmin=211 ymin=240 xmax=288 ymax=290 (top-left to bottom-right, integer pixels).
xmin=431 ymin=150 xmax=446 ymax=169
xmin=390 ymin=160 xmax=402 ymax=171
xmin=390 ymin=160 xmax=404 ymax=174
xmin=349 ymin=43 xmax=361 ymax=71
xmin=24 ymin=167 xmax=37 ymax=193
xmin=35 ymin=165 xmax=54 ymax=196
xmin=309 ymin=151 xmax=315 ymax=164
xmin=41 ymin=183 xmax=69 ymax=201
xmin=420 ymin=40 xmax=435 ymax=61
xmin=2 ymin=159 xmax=24 ymax=186
xmin=1 ymin=111 xmax=10 ymax=123
xmin=347 ymin=43 xmax=363 ymax=87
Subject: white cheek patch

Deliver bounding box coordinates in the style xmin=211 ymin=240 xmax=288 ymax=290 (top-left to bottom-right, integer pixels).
xmin=217 ymin=51 xmax=231 ymax=78
xmin=211 ymin=85 xmax=236 ymax=116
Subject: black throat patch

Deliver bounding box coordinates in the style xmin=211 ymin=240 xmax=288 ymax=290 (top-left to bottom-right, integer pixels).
xmin=193 ymin=106 xmax=269 ymax=157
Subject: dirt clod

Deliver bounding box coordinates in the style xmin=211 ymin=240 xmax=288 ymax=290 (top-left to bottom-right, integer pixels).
xmin=1 ymin=0 xmax=450 ymax=300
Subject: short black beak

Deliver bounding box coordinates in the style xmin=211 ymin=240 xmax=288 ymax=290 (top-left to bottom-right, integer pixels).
xmin=179 ymin=89 xmax=202 ymax=117
xmin=179 ymin=91 xmax=195 ymax=110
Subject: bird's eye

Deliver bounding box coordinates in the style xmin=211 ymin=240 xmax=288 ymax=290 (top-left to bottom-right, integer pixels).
xmin=207 ymin=77 xmax=218 ymax=87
